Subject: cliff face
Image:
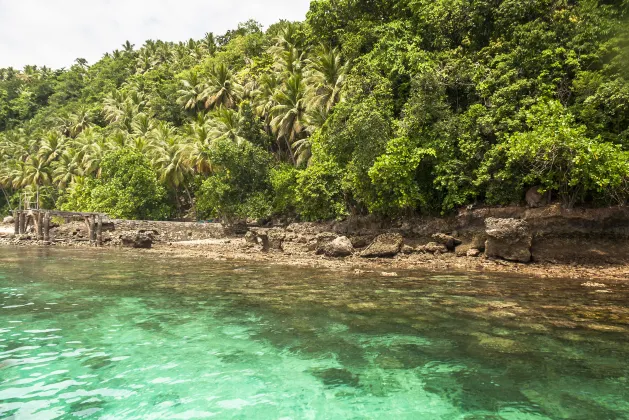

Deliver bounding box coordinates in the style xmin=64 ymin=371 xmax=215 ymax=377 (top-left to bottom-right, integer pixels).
xmin=456 ymin=205 xmax=629 ymax=264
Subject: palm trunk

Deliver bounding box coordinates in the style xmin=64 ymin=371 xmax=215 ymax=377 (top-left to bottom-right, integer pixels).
xmin=1 ymin=187 xmax=12 ymax=212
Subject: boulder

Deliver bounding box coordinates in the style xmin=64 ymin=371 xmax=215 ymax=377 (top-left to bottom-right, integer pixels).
xmin=471 ymin=234 xmax=487 ymax=251
xmin=401 ymin=244 xmax=415 ymax=254
xmin=323 ymin=236 xmax=354 ymax=257
xmin=360 ymin=233 xmax=403 ymax=258
xmin=484 ymin=217 xmax=532 ymax=263
xmin=431 ymin=233 xmax=462 ymax=251
xmin=257 ymin=233 xmax=270 ymax=251
xmin=3 ymin=216 xmax=14 ymax=224
xmin=244 ymin=230 xmax=258 ymax=244
xmin=310 ymin=232 xmax=339 ymax=253
xmin=417 ymin=242 xmax=449 ymax=254
xmin=249 ymin=228 xmax=284 ymax=251
xmin=455 ymin=243 xmax=471 ymax=257
xmin=349 ymin=236 xmax=370 ymax=249
xmin=267 ymin=228 xmax=286 ymax=250
xmin=467 ymin=248 xmax=482 ymax=258
xmin=121 ymin=234 xmax=153 ymax=249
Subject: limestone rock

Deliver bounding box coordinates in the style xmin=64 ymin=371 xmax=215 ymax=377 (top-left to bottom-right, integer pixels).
xmin=484 ymin=217 xmax=532 ymax=263
xmin=310 ymin=232 xmax=339 ymax=253
xmin=455 ymin=242 xmax=484 ymax=257
xmin=257 ymin=233 xmax=270 ymax=251
xmin=431 ymin=233 xmax=462 ymax=251
xmin=417 ymin=242 xmax=449 ymax=254
xmin=455 ymin=243 xmax=471 ymax=257
xmin=467 ymin=248 xmax=482 ymax=257
xmin=268 ymin=228 xmax=286 ymax=250
xmin=121 ymin=234 xmax=153 ymax=249
xmin=360 ymin=233 xmax=403 ymax=258
xmin=471 ymin=234 xmax=487 ymax=251
xmin=401 ymin=244 xmax=415 ymax=254
xmin=323 ymin=236 xmax=354 ymax=257
xmin=244 ymin=230 xmax=257 ymax=244
xmin=3 ymin=216 xmax=14 ymax=224
xmin=349 ymin=236 xmax=369 ymax=249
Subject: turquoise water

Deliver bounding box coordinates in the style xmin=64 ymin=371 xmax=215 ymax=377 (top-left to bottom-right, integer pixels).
xmin=1 ymin=248 xmax=629 ymax=419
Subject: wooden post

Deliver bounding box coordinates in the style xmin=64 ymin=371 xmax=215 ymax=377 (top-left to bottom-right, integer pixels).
xmin=83 ymin=216 xmax=92 ymax=238
xmin=13 ymin=210 xmax=19 ymax=235
xmin=43 ymin=212 xmax=50 ymax=242
xmin=97 ymin=215 xmax=103 ymax=246
xmin=19 ymin=211 xmax=26 ymax=234
xmin=89 ymin=215 xmax=96 ymax=244
xmin=36 ymin=212 xmax=43 ymax=240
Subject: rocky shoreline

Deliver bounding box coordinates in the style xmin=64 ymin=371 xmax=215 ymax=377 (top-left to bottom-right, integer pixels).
xmin=2 ymin=204 xmax=629 ymax=281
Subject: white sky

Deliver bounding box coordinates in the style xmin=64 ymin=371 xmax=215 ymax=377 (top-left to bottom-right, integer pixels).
xmin=0 ymin=0 xmax=312 ymax=70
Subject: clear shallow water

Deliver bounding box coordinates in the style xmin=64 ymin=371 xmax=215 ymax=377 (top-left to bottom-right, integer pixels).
xmin=1 ymin=248 xmax=629 ymax=419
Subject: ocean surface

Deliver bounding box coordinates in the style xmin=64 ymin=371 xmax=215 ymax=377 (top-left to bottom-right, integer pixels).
xmin=1 ymin=247 xmax=628 ymax=419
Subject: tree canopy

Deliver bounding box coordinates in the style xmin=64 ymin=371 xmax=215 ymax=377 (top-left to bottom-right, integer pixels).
xmin=1 ymin=0 xmax=628 ymax=220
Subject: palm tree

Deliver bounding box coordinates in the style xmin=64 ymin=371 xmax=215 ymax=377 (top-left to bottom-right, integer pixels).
xmin=151 ymin=140 xmax=189 ymax=190
xmin=293 ymin=106 xmax=329 ymax=167
xmin=183 ymin=116 xmax=214 ymax=174
xmin=176 ymin=71 xmax=205 ymax=111
xmin=274 ymin=46 xmax=305 ymax=76
xmin=103 ymin=89 xmax=147 ymax=131
xmin=199 ymin=63 xmax=241 ymax=110
xmin=292 ymin=138 xmax=312 ymax=167
xmin=15 ymin=156 xmax=53 ymax=208
xmin=52 ymin=149 xmax=84 ymax=188
xmin=131 ymin=113 xmax=155 ymax=138
xmin=38 ymin=131 xmax=66 ymax=165
xmin=209 ymin=107 xmax=246 ymax=144
xmin=306 ymin=45 xmax=348 ymax=112
xmin=72 ymin=127 xmax=108 ymax=177
xmin=252 ymin=73 xmax=280 ymax=125
xmin=269 ymin=22 xmax=304 ymax=55
xmin=270 ymin=72 xmax=308 ymax=164
xmin=57 ymin=107 xmax=92 ymax=138
xmin=122 ymin=41 xmax=135 ymax=53
xmin=203 ymin=32 xmax=217 ymax=56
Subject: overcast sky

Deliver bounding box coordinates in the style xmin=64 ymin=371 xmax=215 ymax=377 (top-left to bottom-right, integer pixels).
xmin=0 ymin=0 xmax=312 ymax=70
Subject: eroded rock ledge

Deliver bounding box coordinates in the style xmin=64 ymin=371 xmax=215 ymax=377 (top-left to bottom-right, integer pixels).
xmin=2 ymin=204 xmax=629 ymax=265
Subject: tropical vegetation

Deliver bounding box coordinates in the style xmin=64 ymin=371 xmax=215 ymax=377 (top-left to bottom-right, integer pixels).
xmin=1 ymin=0 xmax=628 ymax=221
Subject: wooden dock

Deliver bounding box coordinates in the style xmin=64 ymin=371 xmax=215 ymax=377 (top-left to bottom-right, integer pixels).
xmin=13 ymin=209 xmax=107 ymax=246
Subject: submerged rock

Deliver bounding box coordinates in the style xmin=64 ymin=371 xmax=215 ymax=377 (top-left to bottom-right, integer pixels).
xmin=484 ymin=217 xmax=532 ymax=263
xmin=323 ymin=236 xmax=354 ymax=257
xmin=360 ymin=233 xmax=403 ymax=258
xmin=310 ymin=368 xmax=359 ymax=388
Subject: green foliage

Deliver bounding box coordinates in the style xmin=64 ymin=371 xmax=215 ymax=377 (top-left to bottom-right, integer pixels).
xmin=195 ymin=138 xmax=272 ymax=220
xmin=295 ymin=156 xmax=347 ymax=221
xmin=368 ymin=137 xmax=436 ymax=214
xmin=482 ymin=100 xmax=629 ymax=207
xmin=269 ymin=164 xmax=299 ymax=216
xmin=61 ymin=148 xmax=170 ymax=220
xmin=2 ymin=0 xmax=629 ymax=221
